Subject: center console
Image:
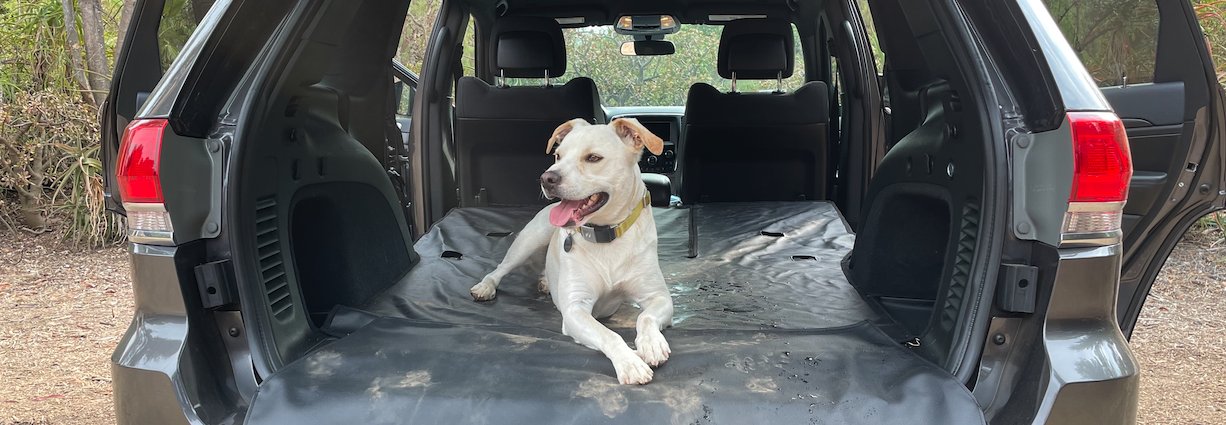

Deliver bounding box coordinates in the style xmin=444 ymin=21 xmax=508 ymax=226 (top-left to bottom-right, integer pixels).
xmin=634 ymin=118 xmax=678 ymax=174
xmin=606 ymin=107 xmax=685 ymax=204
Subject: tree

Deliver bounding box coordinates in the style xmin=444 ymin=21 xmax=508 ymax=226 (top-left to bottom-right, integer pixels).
xmin=114 ymin=0 xmax=135 ymax=58
xmin=56 ymin=0 xmax=111 ymax=108
xmin=78 ymin=0 xmax=110 ymax=107
xmin=59 ymin=0 xmax=94 ymax=105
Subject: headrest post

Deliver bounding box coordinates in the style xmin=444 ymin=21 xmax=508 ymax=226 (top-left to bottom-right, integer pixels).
xmin=776 ymin=71 xmax=783 ymax=94
xmin=731 ymin=71 xmax=738 ymax=93
xmin=543 ymin=69 xmax=551 ymax=88
xmin=497 ymin=69 xmax=506 ymax=88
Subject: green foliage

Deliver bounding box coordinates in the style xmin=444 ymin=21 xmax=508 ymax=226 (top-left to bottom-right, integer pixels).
xmin=1042 ymin=0 xmax=1225 ymax=87
xmin=1195 ymin=211 xmax=1226 ymax=234
xmin=1 ymin=91 xmax=122 ymax=246
xmin=157 ymin=0 xmax=204 ymax=70
xmin=396 ymin=0 xmax=475 ymax=77
xmin=0 ymin=0 xmax=75 ymax=99
xmin=1196 ymin=0 xmax=1226 ymax=84
xmin=554 ymin=25 xmax=806 ymax=107
xmin=0 ymin=0 xmax=126 ymax=246
xmin=396 ymin=11 xmax=806 ymax=106
xmin=1194 ymin=0 xmax=1226 ymax=240
xmin=1044 ymin=0 xmax=1160 ymax=86
xmin=398 ymin=0 xmax=441 ymax=74
xmin=51 ymin=140 xmax=122 ymax=247
xmin=858 ymin=0 xmax=884 ymax=73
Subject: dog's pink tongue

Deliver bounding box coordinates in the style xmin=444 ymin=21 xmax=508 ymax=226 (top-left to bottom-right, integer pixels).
xmin=549 ymin=199 xmax=585 ymax=227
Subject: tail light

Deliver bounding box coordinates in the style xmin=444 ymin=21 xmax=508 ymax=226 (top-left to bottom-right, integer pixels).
xmin=1061 ymin=112 xmax=1132 ymax=246
xmin=116 ymin=119 xmax=175 ymax=245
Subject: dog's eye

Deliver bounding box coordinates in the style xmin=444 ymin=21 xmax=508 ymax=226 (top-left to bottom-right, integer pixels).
xmin=585 ymin=154 xmax=603 ymax=163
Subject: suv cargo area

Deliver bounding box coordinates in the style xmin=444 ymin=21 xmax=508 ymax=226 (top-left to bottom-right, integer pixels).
xmin=213 ymin=0 xmax=999 ymax=422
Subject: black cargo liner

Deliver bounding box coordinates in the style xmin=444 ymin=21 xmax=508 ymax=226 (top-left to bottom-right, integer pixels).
xmin=366 ymin=202 xmax=877 ymax=330
xmin=247 ymin=202 xmax=985 ymax=423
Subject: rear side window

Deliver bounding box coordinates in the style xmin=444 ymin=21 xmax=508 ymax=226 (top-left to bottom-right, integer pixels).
xmin=1043 ymin=0 xmax=1159 ymax=87
xmin=157 ymin=0 xmax=216 ymax=71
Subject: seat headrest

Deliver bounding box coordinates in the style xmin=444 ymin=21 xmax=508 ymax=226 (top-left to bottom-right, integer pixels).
xmin=717 ymin=18 xmax=794 ymax=80
xmin=491 ymin=16 xmax=567 ymax=78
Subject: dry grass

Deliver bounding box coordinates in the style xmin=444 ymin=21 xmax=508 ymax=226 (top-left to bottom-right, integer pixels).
xmin=0 ymin=227 xmax=1222 ymax=424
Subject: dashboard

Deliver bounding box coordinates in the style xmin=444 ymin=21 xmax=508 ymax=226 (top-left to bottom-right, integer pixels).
xmin=605 ymin=106 xmax=684 ymax=176
xmin=638 ymin=120 xmax=678 ymax=173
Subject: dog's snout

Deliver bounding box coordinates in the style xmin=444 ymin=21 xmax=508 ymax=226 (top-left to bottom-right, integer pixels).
xmin=540 ymin=171 xmax=562 ymax=188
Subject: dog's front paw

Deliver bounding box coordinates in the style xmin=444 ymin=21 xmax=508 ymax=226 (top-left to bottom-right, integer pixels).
xmin=635 ymin=331 xmax=671 ymax=367
xmin=470 ymin=279 xmax=497 ymax=301
xmin=612 ymin=355 xmax=653 ymax=385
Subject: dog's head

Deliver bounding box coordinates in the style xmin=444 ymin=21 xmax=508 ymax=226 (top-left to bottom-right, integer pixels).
xmin=540 ymin=117 xmax=663 ymax=227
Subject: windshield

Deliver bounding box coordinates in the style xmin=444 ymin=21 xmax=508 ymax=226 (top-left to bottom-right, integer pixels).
xmin=552 ymin=25 xmax=806 ymax=107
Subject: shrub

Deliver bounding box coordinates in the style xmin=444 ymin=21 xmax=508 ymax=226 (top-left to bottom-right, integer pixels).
xmin=0 ymin=91 xmax=123 ymax=246
xmin=0 ymin=0 xmax=124 ymax=247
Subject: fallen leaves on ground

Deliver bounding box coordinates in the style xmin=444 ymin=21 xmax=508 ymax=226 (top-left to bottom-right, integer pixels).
xmin=0 ymin=231 xmax=128 ymax=425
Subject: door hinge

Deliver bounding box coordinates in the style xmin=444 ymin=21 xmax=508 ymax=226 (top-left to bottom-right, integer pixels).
xmin=195 ymin=259 xmax=237 ymax=309
xmin=996 ymin=263 xmax=1038 ymax=314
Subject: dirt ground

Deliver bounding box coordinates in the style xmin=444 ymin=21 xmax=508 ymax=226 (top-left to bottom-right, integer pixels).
xmin=0 ymin=232 xmax=130 ymax=425
xmin=0 ymin=229 xmax=1223 ymax=424
xmin=1132 ymin=229 xmax=1226 ymax=425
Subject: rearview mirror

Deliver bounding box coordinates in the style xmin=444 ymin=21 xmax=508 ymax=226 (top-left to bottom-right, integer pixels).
xmin=620 ymin=40 xmax=676 ymax=56
xmin=614 ymin=15 xmax=680 ymax=36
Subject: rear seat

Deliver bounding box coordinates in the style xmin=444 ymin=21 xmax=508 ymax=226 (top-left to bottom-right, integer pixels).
xmin=454 ymin=16 xmax=604 ymax=206
xmin=680 ymin=18 xmax=830 ymax=203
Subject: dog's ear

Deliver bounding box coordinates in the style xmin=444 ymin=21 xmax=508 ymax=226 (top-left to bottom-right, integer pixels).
xmin=546 ymin=118 xmax=590 ymax=154
xmin=611 ymin=118 xmax=664 ymax=155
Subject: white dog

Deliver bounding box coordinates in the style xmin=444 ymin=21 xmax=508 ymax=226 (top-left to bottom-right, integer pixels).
xmin=469 ymin=117 xmax=674 ymax=385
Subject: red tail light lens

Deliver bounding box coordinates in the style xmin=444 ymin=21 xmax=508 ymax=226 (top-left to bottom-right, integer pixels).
xmin=116 ymin=119 xmax=168 ymax=204
xmin=1068 ymin=112 xmax=1133 ymax=202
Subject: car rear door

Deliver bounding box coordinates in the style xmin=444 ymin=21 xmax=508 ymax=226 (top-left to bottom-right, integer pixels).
xmin=1045 ymin=0 xmax=1226 ymax=335
xmin=101 ymin=0 xmax=216 ymax=214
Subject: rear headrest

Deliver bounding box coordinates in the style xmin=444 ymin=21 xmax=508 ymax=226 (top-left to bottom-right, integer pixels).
xmin=492 ymin=16 xmax=567 ymax=78
xmin=717 ymin=18 xmax=794 ymax=80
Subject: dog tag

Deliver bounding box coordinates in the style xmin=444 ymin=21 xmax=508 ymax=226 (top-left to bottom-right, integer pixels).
xmin=563 ymin=233 xmax=574 ymax=253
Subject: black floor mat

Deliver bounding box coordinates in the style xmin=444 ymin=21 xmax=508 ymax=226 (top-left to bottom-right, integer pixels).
xmin=365 ymin=202 xmax=878 ymax=331
xmin=247 ymin=317 xmax=984 ymax=424
xmin=246 ymin=202 xmax=984 ymax=424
